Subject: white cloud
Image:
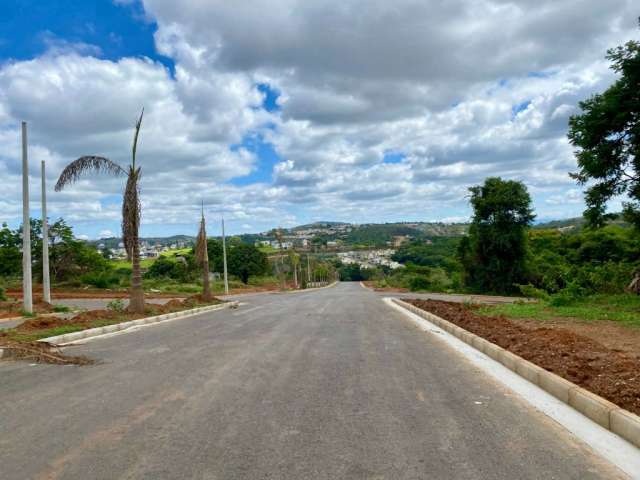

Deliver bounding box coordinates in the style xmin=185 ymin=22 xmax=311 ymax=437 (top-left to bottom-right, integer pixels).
xmin=0 ymin=1 xmax=638 ymax=235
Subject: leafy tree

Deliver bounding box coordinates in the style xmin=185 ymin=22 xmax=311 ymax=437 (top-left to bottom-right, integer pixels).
xmin=55 ymin=109 xmax=147 ymax=312
xmin=459 ymin=177 xmax=535 ymax=293
xmin=144 ymin=256 xmax=191 ymax=282
xmin=339 ymin=263 xmax=366 ymax=281
xmin=0 ymin=222 xmax=21 ymax=276
xmin=392 ymin=237 xmax=461 ymax=273
xmin=227 ymin=243 xmax=269 ymax=284
xmin=568 ymin=35 xmax=640 ymax=229
xmin=206 ymin=239 xmax=224 ymax=273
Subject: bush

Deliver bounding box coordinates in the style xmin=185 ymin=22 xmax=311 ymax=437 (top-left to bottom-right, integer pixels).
xmin=548 ymin=282 xmax=586 ymax=306
xmin=106 ymin=299 xmax=125 ymax=312
xmin=0 ymin=285 xmax=6 ymax=301
xmin=409 ymin=276 xmax=431 ymax=291
xmin=517 ymin=284 xmax=549 ymax=300
xmin=144 ymin=256 xmax=192 ymax=282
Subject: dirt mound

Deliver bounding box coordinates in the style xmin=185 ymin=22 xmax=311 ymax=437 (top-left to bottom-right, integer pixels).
xmin=0 ymin=341 xmax=93 ymax=365
xmin=408 ymin=299 xmax=640 ymax=416
xmin=0 ymin=299 xmax=58 ymax=319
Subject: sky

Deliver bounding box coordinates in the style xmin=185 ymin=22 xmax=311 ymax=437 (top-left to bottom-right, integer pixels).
xmin=0 ymin=1 xmax=637 ymax=239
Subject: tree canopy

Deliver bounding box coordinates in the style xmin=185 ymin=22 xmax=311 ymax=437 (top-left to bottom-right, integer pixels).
xmin=459 ymin=177 xmax=535 ymax=293
xmin=227 ymin=243 xmax=269 ymax=284
xmin=568 ymin=35 xmax=640 ymax=229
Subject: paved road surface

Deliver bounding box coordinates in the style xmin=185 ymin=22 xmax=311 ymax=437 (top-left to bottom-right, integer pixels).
xmin=0 ymin=283 xmax=624 ymax=479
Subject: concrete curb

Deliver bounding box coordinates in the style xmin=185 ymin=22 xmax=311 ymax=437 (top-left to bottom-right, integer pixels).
xmin=391 ymin=297 xmax=640 ymax=450
xmin=38 ymin=301 xmax=239 ymax=346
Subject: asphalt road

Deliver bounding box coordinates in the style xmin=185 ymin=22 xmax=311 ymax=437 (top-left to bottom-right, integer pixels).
xmin=0 ymin=282 xmax=624 ymax=479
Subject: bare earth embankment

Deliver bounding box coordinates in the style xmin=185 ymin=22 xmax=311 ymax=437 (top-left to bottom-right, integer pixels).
xmin=408 ymin=299 xmax=640 ymax=416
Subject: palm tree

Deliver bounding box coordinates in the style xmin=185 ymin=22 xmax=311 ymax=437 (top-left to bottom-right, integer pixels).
xmin=55 ymin=109 xmax=146 ymax=313
xmin=194 ymin=203 xmax=212 ymax=301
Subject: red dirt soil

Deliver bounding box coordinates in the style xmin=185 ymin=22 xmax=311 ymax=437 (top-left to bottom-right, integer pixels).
xmin=408 ymin=299 xmax=640 ymax=416
xmin=0 ymin=299 xmax=58 ymax=319
xmin=2 ymin=295 xmax=222 ymax=338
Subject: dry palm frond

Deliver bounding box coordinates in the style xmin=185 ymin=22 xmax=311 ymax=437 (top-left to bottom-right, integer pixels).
xmin=195 ymin=215 xmax=208 ymax=266
xmin=132 ymin=108 xmax=144 ymax=169
xmin=54 ymin=156 xmax=125 ymax=191
xmin=122 ymin=166 xmax=141 ymax=260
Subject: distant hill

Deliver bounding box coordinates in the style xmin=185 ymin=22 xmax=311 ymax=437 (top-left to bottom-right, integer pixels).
xmin=533 ymin=213 xmax=628 ymax=231
xmin=291 ymin=221 xmax=350 ymax=231
xmin=88 ymin=214 xmax=630 ymax=249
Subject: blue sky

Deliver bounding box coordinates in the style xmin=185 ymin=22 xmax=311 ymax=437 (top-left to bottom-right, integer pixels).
xmin=0 ymin=1 xmax=636 ymax=238
xmin=0 ymin=1 xmax=165 ymax=65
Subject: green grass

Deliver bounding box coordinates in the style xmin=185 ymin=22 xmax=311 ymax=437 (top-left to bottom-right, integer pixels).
xmin=160 ymin=247 xmax=192 ymax=257
xmin=110 ymin=258 xmax=155 ymax=270
xmin=258 ymin=245 xmax=279 ymax=254
xmin=478 ymin=294 xmax=640 ymax=327
xmin=52 ymin=304 xmax=72 ymax=313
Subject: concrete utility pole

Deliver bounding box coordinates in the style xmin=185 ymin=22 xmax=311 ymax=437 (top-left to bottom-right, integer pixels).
xmin=41 ymin=160 xmax=51 ymax=303
xmin=221 ymin=216 xmax=229 ymax=295
xmin=21 ymin=122 xmax=33 ymax=313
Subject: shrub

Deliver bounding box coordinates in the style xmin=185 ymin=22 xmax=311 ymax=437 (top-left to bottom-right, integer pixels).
xmin=106 ymin=299 xmax=126 ymax=312
xmin=549 ymin=282 xmax=586 ymax=306
xmin=409 ymin=276 xmax=431 ymax=291
xmin=144 ymin=256 xmax=192 ymax=282
xmin=0 ymin=285 xmax=6 ymax=301
xmin=517 ymin=284 xmax=549 ymax=300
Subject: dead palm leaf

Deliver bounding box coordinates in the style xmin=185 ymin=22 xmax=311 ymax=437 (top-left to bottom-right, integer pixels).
xmin=54 ymin=156 xmax=125 ymax=192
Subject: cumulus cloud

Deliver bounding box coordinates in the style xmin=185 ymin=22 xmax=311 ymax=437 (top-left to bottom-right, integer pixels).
xmin=0 ymin=0 xmax=638 ymax=236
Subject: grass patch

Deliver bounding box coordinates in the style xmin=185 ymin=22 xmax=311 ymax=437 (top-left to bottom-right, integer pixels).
xmin=52 ymin=304 xmax=72 ymax=313
xmin=478 ymin=294 xmax=640 ymax=327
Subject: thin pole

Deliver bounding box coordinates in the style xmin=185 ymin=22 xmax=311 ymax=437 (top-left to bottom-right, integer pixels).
xmin=222 ymin=217 xmax=229 ymax=295
xmin=307 ymin=254 xmax=311 ymax=282
xmin=21 ymin=122 xmax=33 ymax=313
xmin=41 ymin=161 xmax=51 ymax=303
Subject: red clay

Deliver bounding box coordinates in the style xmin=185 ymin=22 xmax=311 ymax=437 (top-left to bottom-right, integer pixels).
xmin=408 ymin=299 xmax=640 ymax=416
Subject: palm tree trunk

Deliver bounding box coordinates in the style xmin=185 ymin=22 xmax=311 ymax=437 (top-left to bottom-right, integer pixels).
xmin=293 ymin=261 xmax=298 ymax=288
xmin=202 ymin=254 xmax=212 ymax=301
xmin=129 ymin=241 xmax=145 ymax=313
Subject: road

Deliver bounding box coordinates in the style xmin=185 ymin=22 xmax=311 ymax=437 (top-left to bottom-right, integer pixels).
xmin=0 ymin=282 xmax=625 ymax=479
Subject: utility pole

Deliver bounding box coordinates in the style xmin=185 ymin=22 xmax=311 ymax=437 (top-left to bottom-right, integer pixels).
xmin=221 ymin=216 xmax=229 ymax=295
xmin=41 ymin=160 xmax=51 ymax=303
xmin=21 ymin=122 xmax=33 ymax=313
xmin=307 ymin=254 xmax=311 ymax=283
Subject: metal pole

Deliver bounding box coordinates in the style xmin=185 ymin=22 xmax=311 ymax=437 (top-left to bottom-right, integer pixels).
xmin=41 ymin=160 xmax=51 ymax=303
xmin=222 ymin=216 xmax=229 ymax=295
xmin=307 ymin=254 xmax=311 ymax=283
xmin=21 ymin=122 xmax=33 ymax=313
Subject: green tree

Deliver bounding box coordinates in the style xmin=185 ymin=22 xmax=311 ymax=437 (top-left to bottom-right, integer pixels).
xmin=0 ymin=222 xmax=21 ymax=277
xmin=568 ymin=35 xmax=640 ymax=229
xmin=206 ymin=239 xmax=224 ymax=272
xmin=459 ymin=177 xmax=535 ymax=293
xmin=227 ymin=243 xmax=269 ymax=284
